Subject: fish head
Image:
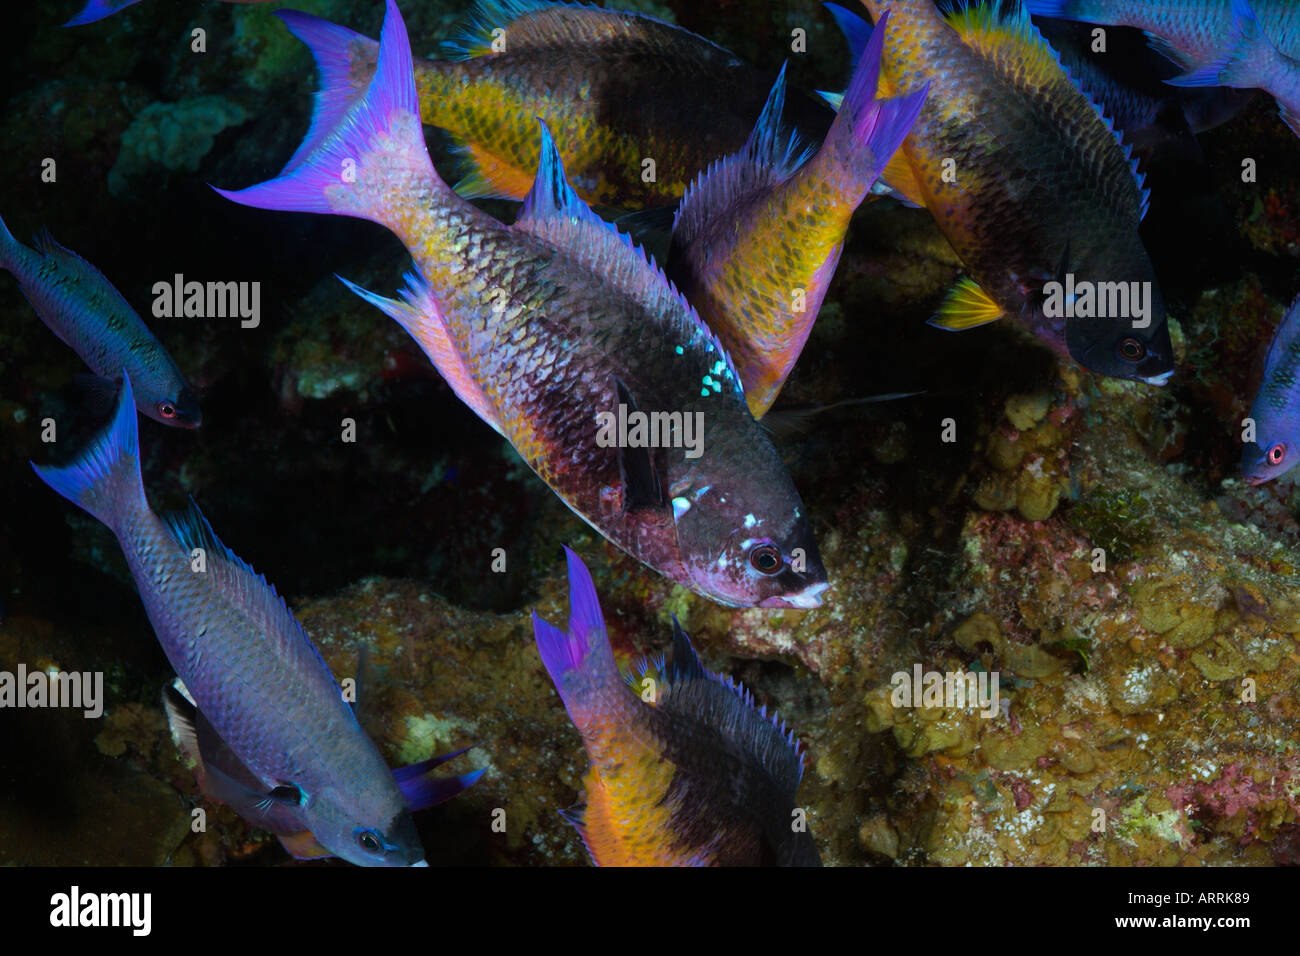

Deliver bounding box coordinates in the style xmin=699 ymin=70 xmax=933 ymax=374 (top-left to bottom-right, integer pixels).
xmin=1058 ymin=247 xmax=1175 ymax=386
xmin=147 ymin=384 xmax=202 ymax=428
xmin=669 ymin=471 xmax=828 ymax=609
xmin=1241 ymin=428 xmax=1297 ymax=486
xmin=304 ymin=790 xmax=426 ymax=867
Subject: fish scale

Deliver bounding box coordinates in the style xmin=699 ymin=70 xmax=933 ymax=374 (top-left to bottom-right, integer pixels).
xmin=221 ymin=0 xmax=827 ymax=609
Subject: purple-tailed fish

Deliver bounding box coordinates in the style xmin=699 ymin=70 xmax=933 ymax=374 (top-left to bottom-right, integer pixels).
xmin=1025 ymin=0 xmax=1300 ymax=136
xmin=217 ymin=0 xmax=828 ymax=609
xmin=667 ymin=15 xmax=926 ymax=418
xmin=0 ymin=214 xmax=200 ymax=428
xmin=64 ymin=0 xmax=279 ymax=28
xmin=1242 ymin=293 xmax=1300 ymax=485
xmin=271 ymin=0 xmax=834 ymax=209
xmin=848 ymin=0 xmax=1174 ymax=385
xmin=533 ymin=547 xmax=821 ymax=866
xmin=31 ymin=376 xmax=482 ymax=866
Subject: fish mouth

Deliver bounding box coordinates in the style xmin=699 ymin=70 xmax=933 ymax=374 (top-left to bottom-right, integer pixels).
xmin=759 ymin=581 xmax=829 ymax=609
xmin=410 ymin=859 xmax=429 ymax=867
xmin=1142 ymin=369 xmax=1174 ymax=386
xmin=1244 ymin=475 xmax=1268 ymax=487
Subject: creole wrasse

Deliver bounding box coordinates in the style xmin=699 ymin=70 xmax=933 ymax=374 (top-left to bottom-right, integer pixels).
xmin=667 ymin=15 xmax=927 ymax=418
xmin=218 ymin=0 xmax=828 ymax=610
xmin=1026 ymin=0 xmax=1300 ymax=136
xmin=0 ymin=214 xmax=199 ymax=427
xmin=849 ymin=0 xmax=1174 ymax=385
xmin=31 ymin=376 xmax=482 ymax=865
xmin=1243 ymin=292 xmax=1300 ymax=485
xmin=273 ymin=0 xmax=835 ymax=209
xmin=533 ymin=548 xmax=821 ymax=866
xmin=65 ymin=0 xmax=279 ymax=28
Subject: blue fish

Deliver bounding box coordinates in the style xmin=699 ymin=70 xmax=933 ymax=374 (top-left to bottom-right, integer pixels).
xmin=1025 ymin=0 xmax=1300 ymax=136
xmin=1243 ymin=293 xmax=1300 ymax=485
xmin=32 ymin=376 xmax=482 ymax=865
xmin=0 ymin=215 xmax=200 ymax=428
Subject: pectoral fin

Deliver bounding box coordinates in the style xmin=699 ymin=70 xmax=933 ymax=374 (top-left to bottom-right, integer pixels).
xmin=928 ymin=277 xmax=1005 ymax=331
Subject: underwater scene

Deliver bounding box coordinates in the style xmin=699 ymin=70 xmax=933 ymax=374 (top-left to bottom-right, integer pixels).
xmin=1 ymin=0 xmax=1299 ymax=871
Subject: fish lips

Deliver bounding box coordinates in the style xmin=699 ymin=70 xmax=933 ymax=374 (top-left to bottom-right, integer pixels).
xmin=759 ymin=579 xmax=830 ymax=609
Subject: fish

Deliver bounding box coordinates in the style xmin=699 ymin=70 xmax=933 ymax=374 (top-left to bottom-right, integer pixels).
xmin=272 ymin=0 xmax=835 ymax=209
xmin=1024 ymin=0 xmax=1300 ymax=136
xmin=0 ymin=214 xmax=200 ymax=428
xmin=65 ymin=0 xmax=278 ymax=28
xmin=217 ymin=0 xmax=829 ymax=610
xmin=665 ymin=16 xmax=928 ymax=418
xmin=1242 ymin=292 xmax=1300 ymax=485
xmin=1032 ymin=15 xmax=1252 ymax=158
xmin=31 ymin=375 xmax=482 ymax=866
xmin=532 ymin=547 xmax=821 ymax=866
xmin=848 ymin=0 xmax=1175 ymax=385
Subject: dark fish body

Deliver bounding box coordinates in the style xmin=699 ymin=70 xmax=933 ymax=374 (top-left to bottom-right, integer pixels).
xmin=533 ymin=549 xmax=821 ymax=866
xmin=31 ymin=377 xmax=478 ymax=865
xmin=857 ymin=0 xmax=1174 ymax=385
xmin=284 ymin=0 xmax=834 ymax=208
xmin=0 ymin=216 xmax=199 ymax=426
xmin=220 ymin=1 xmax=829 ymax=609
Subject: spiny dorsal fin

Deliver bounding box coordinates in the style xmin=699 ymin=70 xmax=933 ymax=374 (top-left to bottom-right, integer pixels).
xmin=672 ymin=63 xmax=813 ymax=251
xmin=33 ymin=229 xmax=141 ymax=312
xmin=161 ymin=498 xmax=342 ymax=692
xmin=514 ymin=120 xmax=744 ymax=397
xmin=443 ymin=0 xmax=734 ymax=61
xmin=944 ymin=3 xmax=1150 ymax=221
xmin=654 ymin=621 xmax=807 ymax=792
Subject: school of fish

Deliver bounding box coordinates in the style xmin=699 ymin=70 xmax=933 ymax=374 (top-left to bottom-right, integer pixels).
xmin=8 ymin=0 xmax=1300 ymax=865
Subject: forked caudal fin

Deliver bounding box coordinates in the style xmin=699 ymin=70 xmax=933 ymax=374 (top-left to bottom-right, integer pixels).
xmin=531 ymin=548 xmax=620 ymax=716
xmin=214 ymin=0 xmax=440 ymax=232
xmin=816 ymin=12 xmax=928 ymax=190
xmin=30 ymin=373 xmax=145 ymax=532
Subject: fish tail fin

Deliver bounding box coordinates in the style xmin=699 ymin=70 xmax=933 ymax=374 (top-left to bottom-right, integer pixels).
xmin=816 ymin=12 xmax=928 ymax=196
xmin=275 ymin=11 xmax=382 ymax=174
xmin=394 ymin=749 xmax=486 ymax=811
xmin=214 ymin=0 xmax=443 ymax=233
xmin=1165 ymin=0 xmax=1265 ymax=89
xmin=531 ymin=548 xmax=620 ymax=714
xmin=823 ymin=3 xmax=872 ymax=69
xmin=30 ymin=373 xmax=144 ymax=531
xmin=64 ymin=0 xmax=143 ymax=27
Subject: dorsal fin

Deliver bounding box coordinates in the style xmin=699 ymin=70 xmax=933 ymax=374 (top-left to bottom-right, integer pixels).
xmin=33 ymin=229 xmax=140 ymax=314
xmin=443 ymin=0 xmax=734 ymax=61
xmin=1262 ymin=292 xmax=1300 ymax=381
xmin=944 ymin=3 xmax=1150 ymax=220
xmin=514 ymin=121 xmax=744 ymax=396
xmin=654 ymin=621 xmax=807 ymax=793
xmin=672 ymin=63 xmax=813 ymax=252
xmin=160 ymin=499 xmax=343 ymax=698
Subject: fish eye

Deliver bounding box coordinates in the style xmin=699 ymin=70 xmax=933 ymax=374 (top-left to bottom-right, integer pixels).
xmin=748 ymin=543 xmax=783 ymax=575
xmin=356 ymin=829 xmax=383 ymax=853
xmin=1268 ymin=442 xmax=1287 ymax=466
xmin=1116 ymin=337 xmax=1146 ymax=363
xmin=157 ymin=400 xmax=177 ymax=419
